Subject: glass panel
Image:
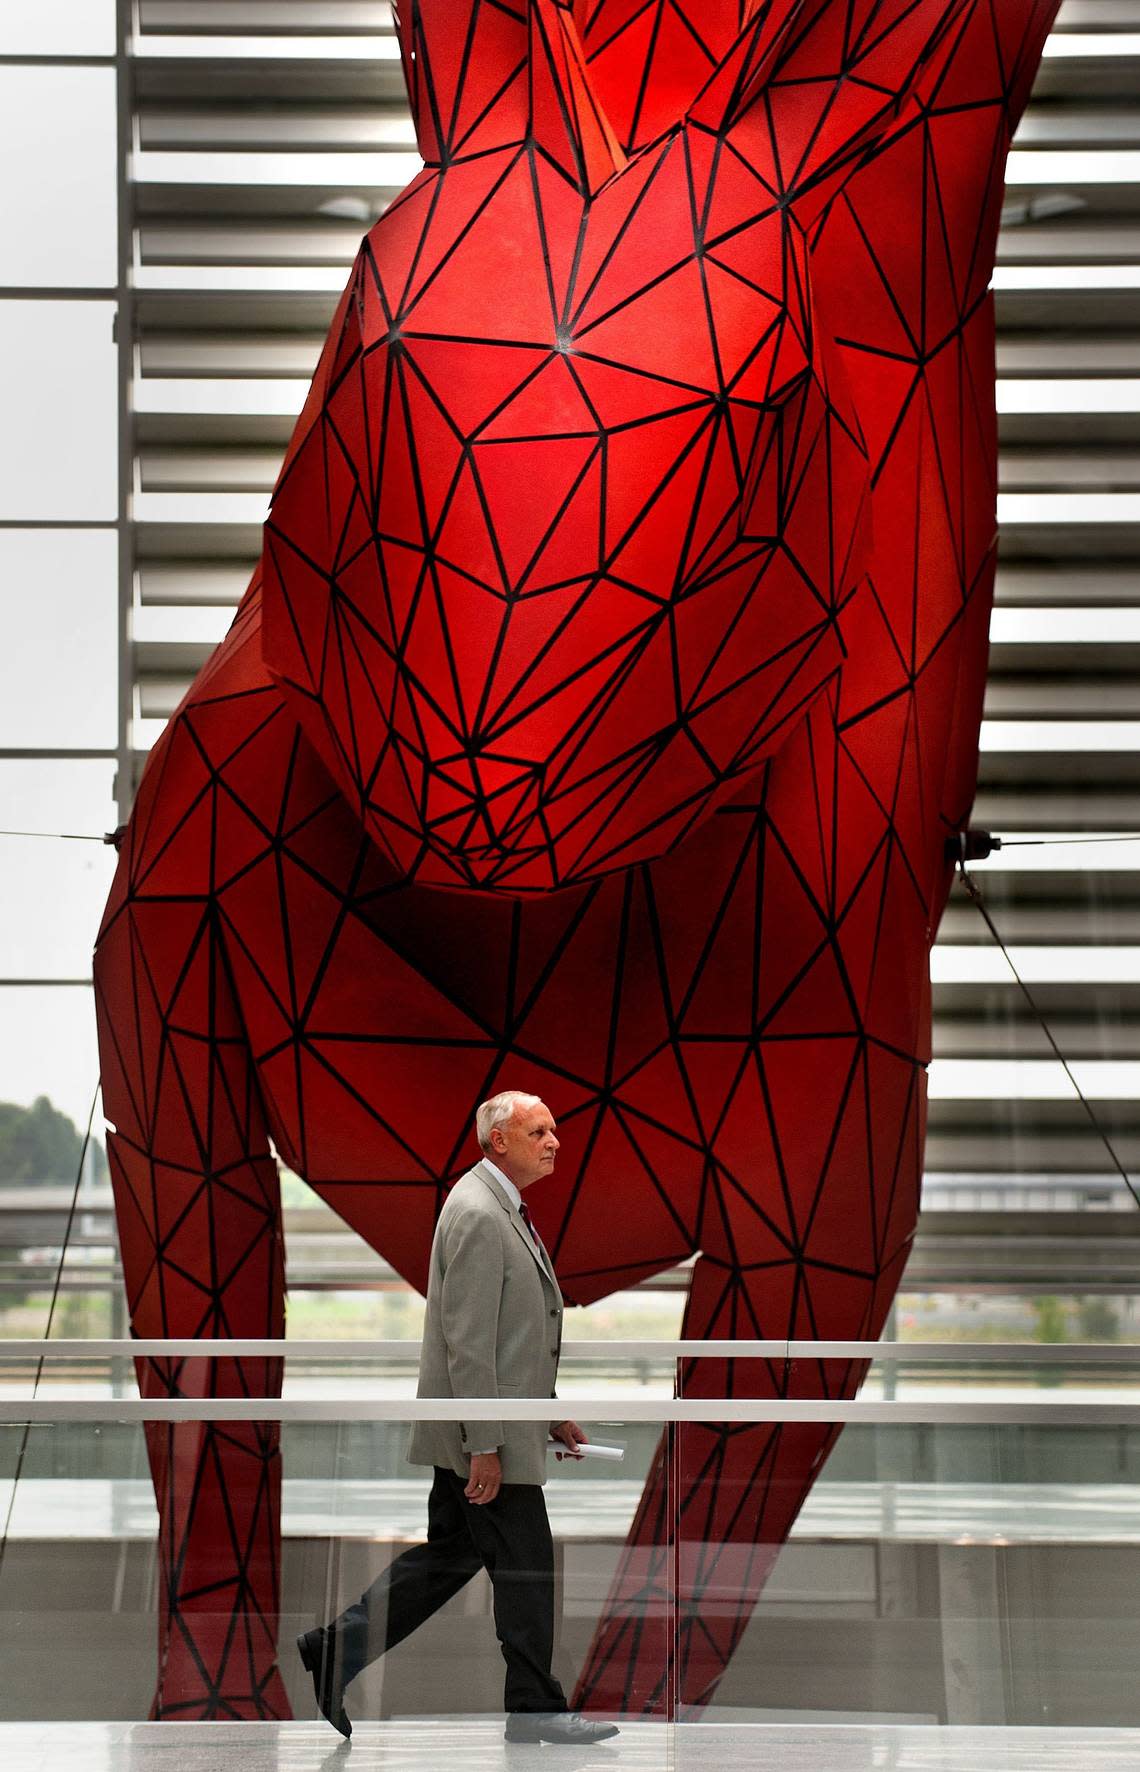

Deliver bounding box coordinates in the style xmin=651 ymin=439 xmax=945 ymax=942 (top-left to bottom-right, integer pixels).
xmin=0 ymin=69 xmax=117 ymax=287
xmin=0 ymin=1 xmax=115 ymax=57
xmin=0 ymin=531 xmax=118 ymax=745
xmin=894 ymin=1285 xmax=1140 ymax=1347
xmin=0 ymin=986 xmax=104 ymax=1333
xmin=0 ymin=1408 xmax=665 ymax=1738
xmin=2 ymin=1397 xmax=1140 ymax=1755
xmin=0 ymin=984 xmax=100 ymax=1150
xmin=670 ymin=1417 xmax=1140 ymax=1758
xmin=0 ymin=759 xmax=117 ymax=836
xmin=0 ymin=307 xmax=117 ymax=519
xmin=0 ymin=837 xmax=116 ymax=980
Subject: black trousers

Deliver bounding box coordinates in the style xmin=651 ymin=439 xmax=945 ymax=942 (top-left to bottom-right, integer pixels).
xmin=326 ymin=1465 xmax=568 ymax=1715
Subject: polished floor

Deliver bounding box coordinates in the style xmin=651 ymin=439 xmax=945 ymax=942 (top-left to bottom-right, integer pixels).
xmin=2 ymin=1722 xmax=1139 ymax=1771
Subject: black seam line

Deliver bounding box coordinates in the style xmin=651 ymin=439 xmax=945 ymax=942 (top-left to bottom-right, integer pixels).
xmin=478 ymin=495 xmax=618 ymax=726
xmin=530 ymin=3 xmax=594 ymax=196
xmin=557 ymin=747 xmax=724 ymax=883
xmin=499 ymin=637 xmax=664 ymax=813
xmin=321 ymin=406 xmax=377 ymax=551
xmin=576 ymin=0 xmax=655 ymax=71
xmin=400 ymin=145 xmax=527 ymax=324
xmin=677 ymin=545 xmax=829 ymax=721
xmin=270 ymin=827 xmax=368 ymax=1031
xmin=477 ymin=568 xmax=598 ymax=738
xmin=797 ymin=1041 xmax=870 ymax=1252
xmin=92 ymin=963 xmax=147 ymax=1126
xmin=718 ymin=649 xmax=843 ymax=782
xmin=568 ymin=130 xmax=680 ymax=327
xmin=360 ymin=237 xmax=395 ymax=333
xmin=483 ymin=432 xmax=602 ymax=599
xmin=478 ymin=599 xmax=657 ymax=763
xmin=272 ymin=820 xmax=301 ymax=1036
xmin=594 ymin=402 xmax=724 ymax=590
xmin=263 ymin=531 xmax=325 ymax=693
xmin=626 ymin=0 xmax=664 ymax=152
xmin=525 ymin=137 xmax=563 ymax=334
xmin=677 ymin=415 xmax=735 ymax=590
xmin=872 ymin=1063 xmax=921 ymax=1273
xmin=412 ymin=9 xmax=448 ymax=171
xmin=129 ymin=700 xmax=283 ymax=899
xmin=610 ymin=1080 xmax=709 ymax=1163
xmin=573 ymin=241 xmax=701 ymax=342
xmin=452 ymin=57 xmax=530 ymax=164
xmin=448 ymin=0 xmax=524 ymax=162
xmin=267 ymin=527 xmax=464 ymax=753
xmin=287 ymin=1032 xmax=438 ymax=1177
xmin=671 ymin=821 xmax=756 ymax=1023
xmin=395 ymin=330 xmax=550 ymax=351
xmin=609 ymin=1105 xmax=696 ymax=1252
xmin=540 ymin=706 xmax=709 ymax=834
xmin=327 ymin=560 xmax=367 ymax=793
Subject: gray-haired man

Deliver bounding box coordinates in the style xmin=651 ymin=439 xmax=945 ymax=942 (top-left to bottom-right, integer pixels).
xmin=298 ymin=1091 xmax=620 ymax=1746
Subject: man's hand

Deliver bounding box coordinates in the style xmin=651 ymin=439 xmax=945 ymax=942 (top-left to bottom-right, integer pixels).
xmin=465 ymin=1450 xmax=502 ymax=1504
xmin=551 ymin=1420 xmax=588 ymax=1460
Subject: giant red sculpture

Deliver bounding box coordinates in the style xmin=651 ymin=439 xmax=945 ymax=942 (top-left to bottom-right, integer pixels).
xmin=94 ymin=0 xmax=1058 ymax=1721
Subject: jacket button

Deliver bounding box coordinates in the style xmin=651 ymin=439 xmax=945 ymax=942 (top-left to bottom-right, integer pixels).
xmin=549 ymin=1308 xmax=558 ymax=1317
xmin=550 ymin=1348 xmax=558 ymax=1357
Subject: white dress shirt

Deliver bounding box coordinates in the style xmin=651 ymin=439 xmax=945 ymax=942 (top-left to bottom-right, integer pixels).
xmin=482 ymin=1156 xmax=523 ymax=1214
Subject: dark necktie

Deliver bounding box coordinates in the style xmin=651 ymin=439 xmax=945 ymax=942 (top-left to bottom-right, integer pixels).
xmin=518 ymin=1199 xmax=540 ymax=1247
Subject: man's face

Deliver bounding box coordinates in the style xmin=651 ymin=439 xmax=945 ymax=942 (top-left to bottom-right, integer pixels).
xmin=491 ymin=1100 xmax=559 ymax=1188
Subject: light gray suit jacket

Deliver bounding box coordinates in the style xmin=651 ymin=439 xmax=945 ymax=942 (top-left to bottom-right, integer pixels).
xmin=405 ymin=1160 xmax=564 ymax=1486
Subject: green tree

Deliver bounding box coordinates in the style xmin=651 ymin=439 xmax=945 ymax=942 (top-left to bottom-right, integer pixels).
xmin=1031 ymin=1295 xmax=1067 ymax=1343
xmin=1076 ymin=1296 xmax=1120 ymax=1343
xmin=0 ymin=1095 xmax=107 ymax=1185
xmin=1030 ymin=1294 xmax=1068 ymax=1386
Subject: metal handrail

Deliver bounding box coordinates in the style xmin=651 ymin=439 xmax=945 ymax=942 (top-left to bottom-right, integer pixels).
xmin=1 ymin=1337 xmax=1139 ymax=1361
xmin=2 ymin=1397 xmax=1140 ymax=1424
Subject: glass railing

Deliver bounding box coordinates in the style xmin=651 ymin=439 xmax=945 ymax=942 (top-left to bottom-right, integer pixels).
xmin=1 ymin=1342 xmax=1139 ymax=1766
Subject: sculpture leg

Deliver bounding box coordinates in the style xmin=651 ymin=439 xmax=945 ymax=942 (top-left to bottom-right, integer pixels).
xmin=575 ymin=1055 xmax=925 ymax=1715
xmin=95 ymin=886 xmax=286 ymax=1718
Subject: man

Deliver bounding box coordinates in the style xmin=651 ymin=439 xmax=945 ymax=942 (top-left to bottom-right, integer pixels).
xmin=298 ymin=1090 xmax=620 ymax=1746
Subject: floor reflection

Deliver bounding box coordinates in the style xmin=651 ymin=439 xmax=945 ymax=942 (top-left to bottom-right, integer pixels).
xmin=1 ymin=1722 xmax=1139 ymax=1772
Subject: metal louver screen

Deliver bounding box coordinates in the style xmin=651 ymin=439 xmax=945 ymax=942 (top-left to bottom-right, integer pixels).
xmin=126 ymin=0 xmax=1140 ymax=1195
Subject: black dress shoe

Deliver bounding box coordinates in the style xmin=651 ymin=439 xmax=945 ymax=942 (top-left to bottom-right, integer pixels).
xmin=505 ymin=1710 xmax=620 ymax=1744
xmin=297 ymin=1626 xmax=352 ymax=1739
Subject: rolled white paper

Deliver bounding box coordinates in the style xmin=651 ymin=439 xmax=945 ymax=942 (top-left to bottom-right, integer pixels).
xmin=547 ymin=1438 xmax=625 ymax=1461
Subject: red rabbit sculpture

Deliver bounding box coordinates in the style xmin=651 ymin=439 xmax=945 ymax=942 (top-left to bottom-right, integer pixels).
xmin=94 ymin=0 xmax=1058 ymax=1721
